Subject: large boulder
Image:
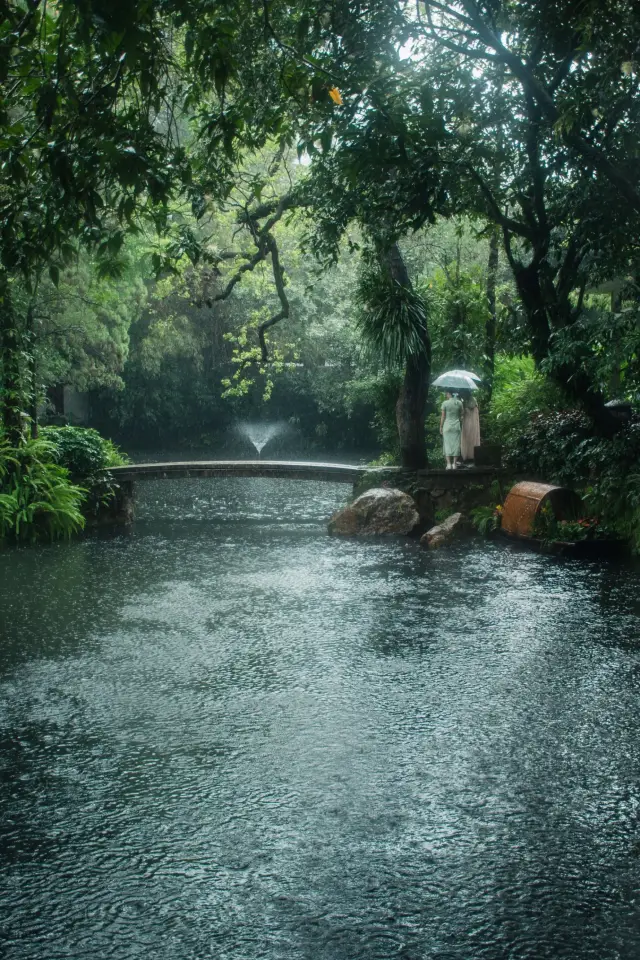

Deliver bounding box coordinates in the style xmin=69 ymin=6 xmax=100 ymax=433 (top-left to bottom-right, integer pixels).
xmin=328 ymin=487 xmax=420 ymax=536
xmin=420 ymin=512 xmax=467 ymax=549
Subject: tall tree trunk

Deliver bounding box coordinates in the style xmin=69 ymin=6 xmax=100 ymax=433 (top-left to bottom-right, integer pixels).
xmin=485 ymin=226 xmax=499 ymax=400
xmin=396 ymin=351 xmax=431 ymax=470
xmin=26 ymin=304 xmax=39 ymax=438
xmin=0 ymin=275 xmax=24 ymax=445
xmin=510 ymin=261 xmax=619 ymax=437
xmin=383 ymin=243 xmax=431 ymax=470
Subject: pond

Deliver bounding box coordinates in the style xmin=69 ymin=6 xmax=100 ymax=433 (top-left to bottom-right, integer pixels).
xmin=1 ymin=477 xmax=639 ymax=960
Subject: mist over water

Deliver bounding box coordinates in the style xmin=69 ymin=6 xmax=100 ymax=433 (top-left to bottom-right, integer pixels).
xmin=1 ymin=477 xmax=639 ymax=960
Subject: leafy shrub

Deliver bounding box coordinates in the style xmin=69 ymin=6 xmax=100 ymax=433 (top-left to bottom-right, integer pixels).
xmin=42 ymin=426 xmax=129 ymax=515
xmin=483 ymin=354 xmax=567 ymax=448
xmin=0 ymin=492 xmax=18 ymax=534
xmin=471 ymin=504 xmax=502 ymax=536
xmin=41 ymin=426 xmax=128 ymax=479
xmin=367 ymin=451 xmax=397 ymax=467
xmin=0 ymin=437 xmax=86 ymax=543
xmin=503 ymin=409 xmax=592 ymax=480
xmin=582 ymin=435 xmax=640 ymax=552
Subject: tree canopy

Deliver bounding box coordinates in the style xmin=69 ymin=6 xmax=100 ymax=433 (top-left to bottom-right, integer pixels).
xmin=1 ymin=0 xmax=639 ymax=457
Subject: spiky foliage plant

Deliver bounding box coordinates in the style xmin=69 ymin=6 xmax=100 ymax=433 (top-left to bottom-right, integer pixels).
xmin=355 ymin=269 xmax=429 ymax=368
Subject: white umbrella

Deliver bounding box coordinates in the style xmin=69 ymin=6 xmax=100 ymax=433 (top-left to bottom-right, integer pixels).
xmin=432 ymin=369 xmax=481 ymax=391
xmin=445 ymin=368 xmax=481 ymax=381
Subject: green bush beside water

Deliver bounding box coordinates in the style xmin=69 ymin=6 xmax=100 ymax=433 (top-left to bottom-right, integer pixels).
xmin=42 ymin=426 xmax=129 ymax=518
xmin=485 ymin=356 xmax=640 ymax=551
xmin=0 ymin=436 xmax=86 ymax=543
xmin=42 ymin=426 xmax=128 ymax=478
xmin=0 ymin=427 xmax=128 ymax=544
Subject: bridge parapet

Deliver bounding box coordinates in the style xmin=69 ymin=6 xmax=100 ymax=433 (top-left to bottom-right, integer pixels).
xmin=108 ymin=460 xmax=374 ymax=485
xmin=101 ymin=460 xmax=503 ymax=525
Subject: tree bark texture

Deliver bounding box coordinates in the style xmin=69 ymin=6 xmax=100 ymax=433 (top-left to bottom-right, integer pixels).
xmin=510 ymin=260 xmax=619 ymax=437
xmin=0 ymin=276 xmax=24 ymax=445
xmin=484 ymin=227 xmax=499 ymax=400
xmin=396 ymin=351 xmax=431 ymax=470
xmin=383 ymin=243 xmax=431 ymax=471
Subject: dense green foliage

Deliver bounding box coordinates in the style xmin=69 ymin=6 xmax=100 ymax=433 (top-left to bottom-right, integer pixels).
xmin=0 ymin=436 xmax=85 ymax=543
xmin=481 ymin=357 xmax=640 ymax=548
xmin=42 ymin=427 xmax=128 ymax=480
xmin=1 ymin=1 xmax=639 ymax=544
xmin=503 ymin=409 xmax=640 ymax=550
xmin=42 ymin=426 xmax=129 ymax=518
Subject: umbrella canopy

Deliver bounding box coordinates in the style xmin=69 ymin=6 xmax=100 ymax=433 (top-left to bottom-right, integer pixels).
xmin=444 ymin=368 xmax=481 ymax=381
xmin=432 ymin=369 xmax=481 ymax=391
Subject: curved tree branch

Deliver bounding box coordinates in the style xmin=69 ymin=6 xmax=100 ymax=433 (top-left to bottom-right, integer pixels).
xmin=454 ymin=0 xmax=640 ymax=213
xmin=205 ymin=192 xmax=299 ymax=361
xmin=206 ymin=244 xmax=267 ymax=306
xmin=258 ymin=234 xmax=289 ymax=362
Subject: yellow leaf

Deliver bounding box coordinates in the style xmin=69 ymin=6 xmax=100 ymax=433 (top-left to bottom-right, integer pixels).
xmin=329 ymin=86 xmax=343 ymax=105
xmin=621 ymin=61 xmax=634 ymax=75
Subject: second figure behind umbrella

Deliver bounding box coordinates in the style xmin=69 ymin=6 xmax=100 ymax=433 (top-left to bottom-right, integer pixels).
xmin=459 ymin=390 xmax=481 ymax=464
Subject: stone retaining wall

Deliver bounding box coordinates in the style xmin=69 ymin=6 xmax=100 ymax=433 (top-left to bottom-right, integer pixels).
xmin=353 ymin=467 xmax=506 ymax=527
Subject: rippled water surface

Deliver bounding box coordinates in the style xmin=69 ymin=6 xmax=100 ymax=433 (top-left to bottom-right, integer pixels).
xmin=1 ymin=478 xmax=640 ymax=960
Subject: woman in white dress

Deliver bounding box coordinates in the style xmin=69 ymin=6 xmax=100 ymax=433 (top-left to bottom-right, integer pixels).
xmin=440 ymin=392 xmax=464 ymax=469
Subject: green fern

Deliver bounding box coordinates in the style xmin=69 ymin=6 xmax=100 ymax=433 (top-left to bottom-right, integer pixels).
xmin=471 ymin=505 xmax=502 ymax=536
xmin=0 ymin=435 xmax=86 ymax=543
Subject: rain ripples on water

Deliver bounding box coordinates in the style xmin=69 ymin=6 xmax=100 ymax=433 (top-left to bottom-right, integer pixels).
xmin=1 ymin=477 xmax=639 ymax=959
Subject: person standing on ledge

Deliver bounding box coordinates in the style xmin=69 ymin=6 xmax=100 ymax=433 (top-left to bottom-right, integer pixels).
xmin=460 ymin=390 xmax=481 ymax=465
xmin=440 ymin=391 xmax=463 ymax=470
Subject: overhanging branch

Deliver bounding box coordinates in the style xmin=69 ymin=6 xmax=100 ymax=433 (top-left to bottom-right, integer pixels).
xmin=465 ymin=165 xmax=535 ymax=241
xmin=455 ymin=0 xmax=640 ymax=213
xmin=206 ymin=192 xmax=299 ymax=361
xmin=258 ymin=234 xmax=289 ymax=362
xmin=206 ymin=245 xmax=267 ymax=305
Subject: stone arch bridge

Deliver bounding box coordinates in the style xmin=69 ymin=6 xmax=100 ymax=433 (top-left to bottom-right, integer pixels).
xmin=110 ymin=459 xmax=368 ymax=485
xmin=105 ymin=459 xmax=502 ymax=524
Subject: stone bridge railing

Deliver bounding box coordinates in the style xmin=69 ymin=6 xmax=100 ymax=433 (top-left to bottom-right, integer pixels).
xmin=100 ymin=460 xmax=503 ymax=526
xmin=109 ymin=460 xmax=370 ymax=484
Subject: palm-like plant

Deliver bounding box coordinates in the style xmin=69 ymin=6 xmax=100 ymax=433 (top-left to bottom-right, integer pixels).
xmin=355 ymin=254 xmax=432 ymax=469
xmin=355 ymin=268 xmax=430 ymax=368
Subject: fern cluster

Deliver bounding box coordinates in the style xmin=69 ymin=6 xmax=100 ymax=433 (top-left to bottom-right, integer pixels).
xmin=0 ymin=437 xmax=86 ymax=543
xmin=470 ymin=505 xmax=502 ymax=537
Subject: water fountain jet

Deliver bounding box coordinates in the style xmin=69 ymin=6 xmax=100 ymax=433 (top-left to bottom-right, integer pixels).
xmin=238 ymin=422 xmax=283 ymax=457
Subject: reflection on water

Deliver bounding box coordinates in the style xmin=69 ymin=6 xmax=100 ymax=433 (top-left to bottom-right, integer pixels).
xmin=1 ymin=478 xmax=640 ymax=960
